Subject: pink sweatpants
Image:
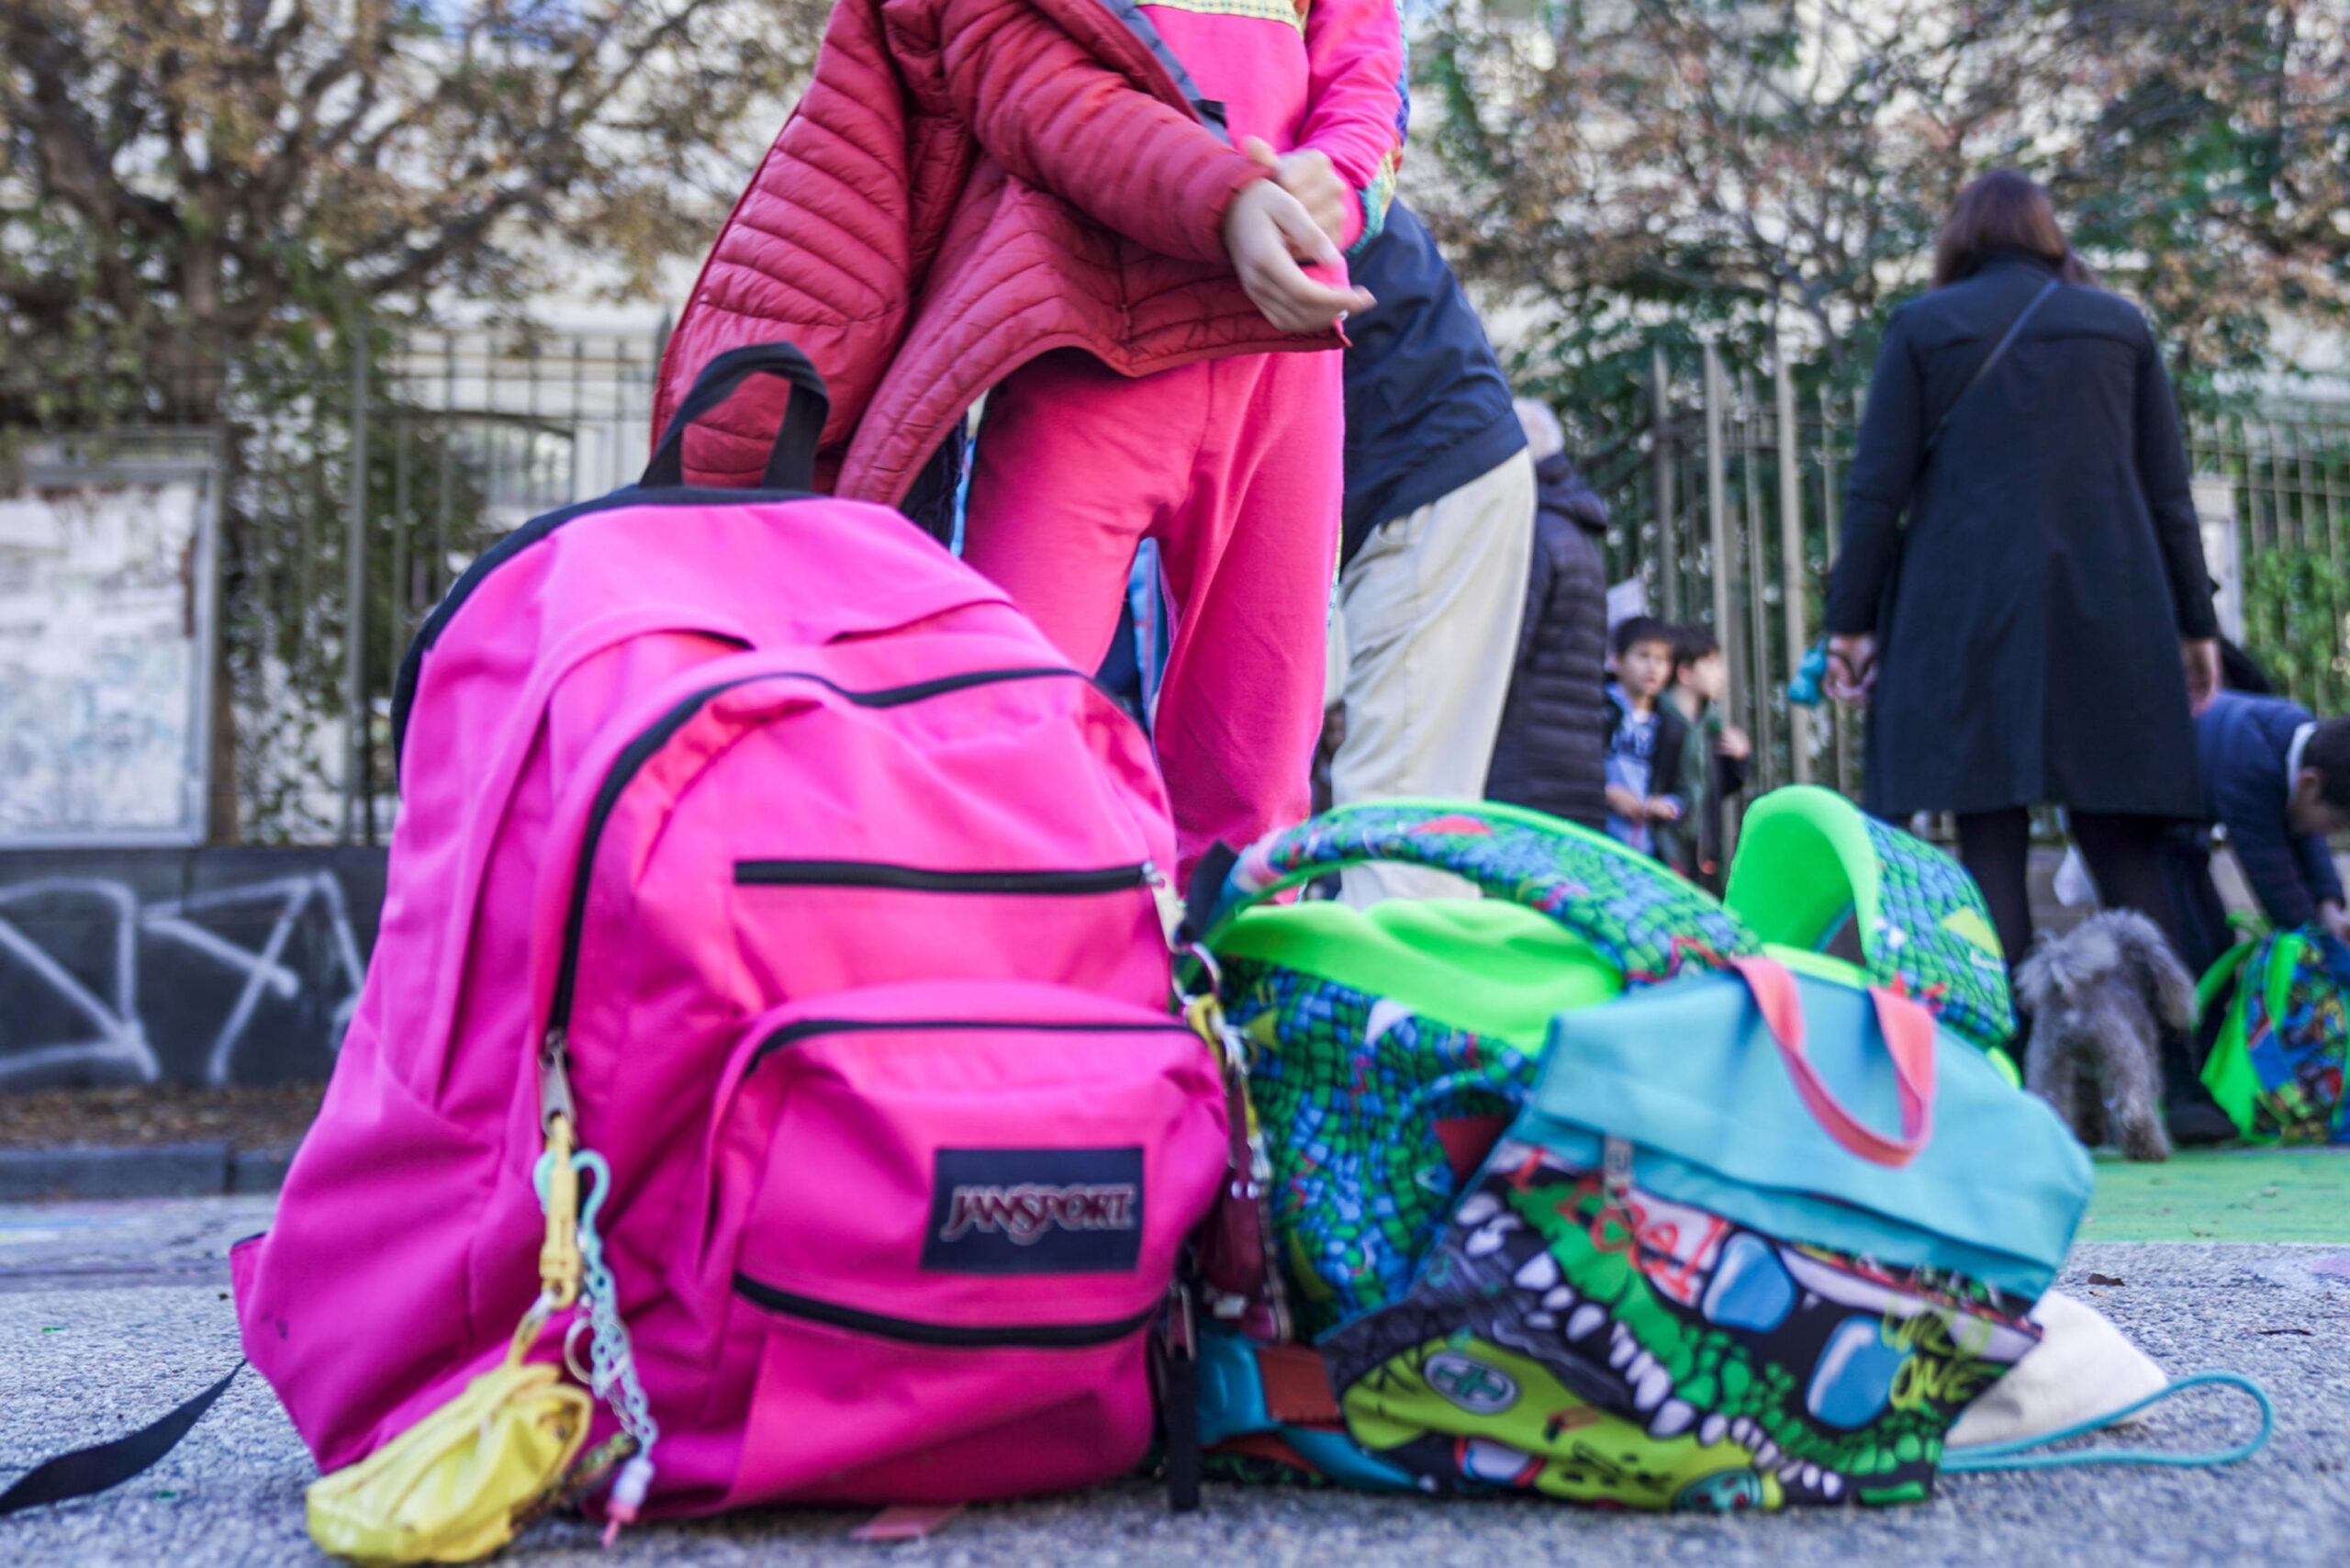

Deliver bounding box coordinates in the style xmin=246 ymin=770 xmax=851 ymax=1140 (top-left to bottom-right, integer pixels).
xmin=962 ymin=346 xmax=1343 ymax=887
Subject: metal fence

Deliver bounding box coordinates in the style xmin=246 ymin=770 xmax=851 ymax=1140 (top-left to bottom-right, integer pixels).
xmin=319 ymin=325 xmax=669 ymax=844
xmin=10 ymin=316 xmax=2350 ymax=846
xmin=3 ymin=319 xmax=672 ymax=845
xmin=2186 ymin=406 xmax=2350 ymax=715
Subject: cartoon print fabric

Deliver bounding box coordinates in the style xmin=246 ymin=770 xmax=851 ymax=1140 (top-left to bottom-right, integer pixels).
xmin=1319 ymin=1138 xmax=2040 ymax=1509
xmin=2234 ymin=929 xmax=2350 ymax=1142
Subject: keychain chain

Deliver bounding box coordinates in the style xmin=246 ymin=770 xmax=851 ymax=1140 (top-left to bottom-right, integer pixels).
xmin=536 ymin=1144 xmax=661 ymax=1543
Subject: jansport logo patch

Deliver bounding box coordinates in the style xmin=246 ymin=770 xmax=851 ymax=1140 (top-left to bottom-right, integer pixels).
xmin=921 ymin=1147 xmax=1145 ymax=1274
xmin=939 ymin=1182 xmax=1137 ymax=1244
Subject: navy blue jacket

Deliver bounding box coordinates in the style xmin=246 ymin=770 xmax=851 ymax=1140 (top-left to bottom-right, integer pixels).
xmin=1485 ymin=452 xmax=1609 ymax=827
xmin=2196 ymin=690 xmax=2344 ymax=927
xmin=1340 ymin=202 xmax=1526 ymax=566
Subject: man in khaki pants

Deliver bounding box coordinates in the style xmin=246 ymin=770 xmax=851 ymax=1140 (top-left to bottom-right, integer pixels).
xmin=1328 ymin=202 xmax=1535 ymax=904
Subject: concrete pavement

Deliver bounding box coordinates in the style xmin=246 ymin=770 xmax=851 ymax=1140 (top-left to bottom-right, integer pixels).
xmin=2 ymin=1198 xmax=2344 ymax=1567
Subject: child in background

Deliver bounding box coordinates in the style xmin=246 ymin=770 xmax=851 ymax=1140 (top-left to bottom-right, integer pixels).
xmin=959 ymin=6 xmax=1408 ymax=886
xmin=1603 ymin=616 xmax=1689 ymax=857
xmin=1661 ymin=626 xmax=1752 ymax=889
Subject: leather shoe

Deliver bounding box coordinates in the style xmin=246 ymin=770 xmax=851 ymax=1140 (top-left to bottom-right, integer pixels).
xmin=2165 ymin=1102 xmax=2238 ymax=1147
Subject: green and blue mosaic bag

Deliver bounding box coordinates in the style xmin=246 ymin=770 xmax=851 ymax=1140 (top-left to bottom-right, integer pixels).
xmin=1190 ymin=793 xmax=2018 ymax=1340
xmin=2201 ymin=924 xmax=2350 ymax=1143
xmin=1200 ymin=955 xmax=2096 ymax=1509
xmin=1195 ymin=801 xmax=1754 ymax=1338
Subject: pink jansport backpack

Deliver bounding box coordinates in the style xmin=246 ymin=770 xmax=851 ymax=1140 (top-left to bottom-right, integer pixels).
xmin=230 ymin=345 xmax=1231 ymax=1520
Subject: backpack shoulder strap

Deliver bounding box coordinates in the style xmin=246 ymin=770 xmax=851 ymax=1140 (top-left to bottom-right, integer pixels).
xmin=0 ymin=1363 xmax=241 ymax=1517
xmin=1200 ymin=801 xmax=1758 ymax=984
xmin=1095 ymin=0 xmax=1231 ymax=143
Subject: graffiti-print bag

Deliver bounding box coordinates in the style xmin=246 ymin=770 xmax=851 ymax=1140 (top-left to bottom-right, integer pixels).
xmin=2200 ymin=925 xmax=2350 ymax=1143
xmin=1320 ymin=957 xmax=2095 ymax=1510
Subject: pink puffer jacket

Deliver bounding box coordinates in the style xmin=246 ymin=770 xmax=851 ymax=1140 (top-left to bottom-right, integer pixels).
xmin=656 ymin=0 xmax=1378 ymax=500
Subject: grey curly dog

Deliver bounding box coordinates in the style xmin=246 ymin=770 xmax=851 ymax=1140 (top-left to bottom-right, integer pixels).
xmin=2013 ymin=908 xmax=2197 ymax=1161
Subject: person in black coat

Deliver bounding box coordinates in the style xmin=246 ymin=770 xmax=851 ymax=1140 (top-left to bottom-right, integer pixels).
xmin=1824 ymin=172 xmax=2220 ymax=946
xmin=1484 ymin=398 xmax=1609 ymax=829
xmin=1822 ymin=170 xmax=2223 ymax=1126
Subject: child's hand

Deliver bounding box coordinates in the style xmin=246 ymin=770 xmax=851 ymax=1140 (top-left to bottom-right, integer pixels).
xmin=1645 ymin=797 xmax=1683 ymax=823
xmin=1245 ymin=137 xmax=1349 ymax=251
xmin=1222 ymin=177 xmax=1375 ymax=334
xmin=1718 ymin=724 xmax=1751 ymax=762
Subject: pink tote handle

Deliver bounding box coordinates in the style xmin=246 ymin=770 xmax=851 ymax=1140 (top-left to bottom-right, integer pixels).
xmin=1727 ymin=955 xmax=1936 ymax=1168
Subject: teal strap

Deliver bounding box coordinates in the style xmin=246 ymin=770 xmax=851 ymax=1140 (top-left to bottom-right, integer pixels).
xmin=1941 ymin=1371 xmax=2273 ymax=1472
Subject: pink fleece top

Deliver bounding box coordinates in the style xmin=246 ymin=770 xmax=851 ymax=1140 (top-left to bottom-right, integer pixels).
xmin=1138 ymin=0 xmax=1405 ymax=252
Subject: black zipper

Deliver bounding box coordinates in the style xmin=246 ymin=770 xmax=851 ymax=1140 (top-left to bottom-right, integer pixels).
xmin=543 ymin=665 xmax=1080 ymax=1043
xmin=746 ymin=1014 xmax=1190 ymax=1072
xmin=733 ymin=861 xmax=1148 ymax=894
xmin=734 ymin=1274 xmax=1158 ymax=1348
xmin=389 ymin=484 xmax=812 ymax=780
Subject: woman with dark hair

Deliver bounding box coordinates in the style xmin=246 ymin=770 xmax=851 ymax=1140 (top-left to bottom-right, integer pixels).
xmin=1822 ymin=169 xmax=2228 ymax=1137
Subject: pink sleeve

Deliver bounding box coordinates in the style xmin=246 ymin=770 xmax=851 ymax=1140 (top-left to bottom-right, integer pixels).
xmin=1296 ymin=0 xmax=1406 ymax=252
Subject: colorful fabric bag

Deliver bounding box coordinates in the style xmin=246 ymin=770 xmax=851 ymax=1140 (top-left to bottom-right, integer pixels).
xmin=1724 ymin=785 xmax=2016 ymax=1051
xmin=2201 ymin=925 xmax=2350 ymax=1142
xmin=1197 ymin=801 xmax=1757 ymax=1338
xmin=1314 ymin=956 xmax=2094 ymax=1508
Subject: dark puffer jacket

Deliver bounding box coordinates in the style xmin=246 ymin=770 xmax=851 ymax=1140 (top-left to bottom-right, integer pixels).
xmin=1484 ymin=450 xmax=1610 ymax=827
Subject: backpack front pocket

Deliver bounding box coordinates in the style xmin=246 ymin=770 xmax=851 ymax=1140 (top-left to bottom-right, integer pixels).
xmin=702 ymin=979 xmax=1226 ymax=1506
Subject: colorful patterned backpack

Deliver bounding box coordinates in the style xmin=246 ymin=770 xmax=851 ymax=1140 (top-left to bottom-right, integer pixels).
xmin=2201 ymin=925 xmax=2350 ymax=1143
xmin=1199 ymin=955 xmax=2096 ymax=1509
xmin=1190 ymin=794 xmax=2015 ymax=1341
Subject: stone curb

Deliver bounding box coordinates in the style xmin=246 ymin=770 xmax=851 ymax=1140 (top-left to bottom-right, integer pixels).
xmin=0 ymin=1142 xmax=297 ymax=1202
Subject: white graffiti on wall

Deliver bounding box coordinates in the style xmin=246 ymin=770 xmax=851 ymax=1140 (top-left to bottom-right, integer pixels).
xmin=0 ymin=872 xmax=364 ymax=1087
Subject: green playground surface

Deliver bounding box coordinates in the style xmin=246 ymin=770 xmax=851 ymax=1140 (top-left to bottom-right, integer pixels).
xmin=2079 ymin=1145 xmax=2350 ymax=1242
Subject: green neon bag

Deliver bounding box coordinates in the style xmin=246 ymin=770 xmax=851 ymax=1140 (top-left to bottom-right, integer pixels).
xmin=1723 ymin=786 xmax=2015 ymax=1052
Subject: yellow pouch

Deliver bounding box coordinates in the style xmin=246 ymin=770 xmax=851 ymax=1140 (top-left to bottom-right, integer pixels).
xmin=304 ymin=1347 xmax=591 ymax=1565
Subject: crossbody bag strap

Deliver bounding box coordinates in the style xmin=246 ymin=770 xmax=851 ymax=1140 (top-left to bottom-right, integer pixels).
xmin=1919 ymin=275 xmax=2062 ymax=469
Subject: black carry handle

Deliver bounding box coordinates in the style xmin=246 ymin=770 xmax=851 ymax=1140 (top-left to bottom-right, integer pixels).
xmin=643 ymin=342 xmax=832 ymax=492
xmin=0 ymin=1363 xmax=241 ymax=1517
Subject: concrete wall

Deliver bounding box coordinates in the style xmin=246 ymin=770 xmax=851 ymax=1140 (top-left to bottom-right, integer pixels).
xmin=0 ymin=847 xmax=385 ymax=1090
